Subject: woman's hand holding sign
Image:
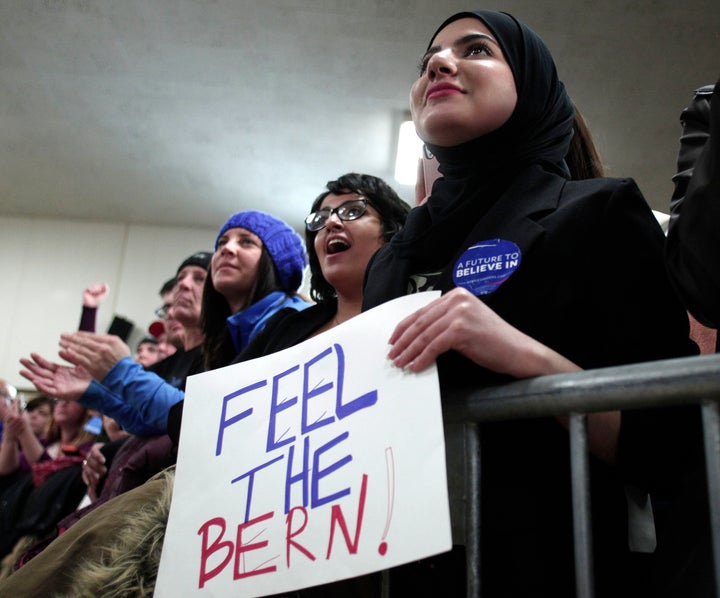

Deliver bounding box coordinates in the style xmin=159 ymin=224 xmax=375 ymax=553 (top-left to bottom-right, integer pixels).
xmin=387 ymin=288 xmax=580 ymax=377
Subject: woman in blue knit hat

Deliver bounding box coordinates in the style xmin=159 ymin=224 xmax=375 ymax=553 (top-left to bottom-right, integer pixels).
xmin=20 ymin=211 xmax=311 ymax=437
xmin=10 ymin=211 xmax=311 ymax=578
xmin=3 ymin=174 xmax=411 ymax=596
xmin=200 ymin=210 xmax=310 ymax=371
xmin=166 ymin=173 xmax=413 ymax=446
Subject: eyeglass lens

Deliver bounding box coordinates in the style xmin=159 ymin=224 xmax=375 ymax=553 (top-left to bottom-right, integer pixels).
xmin=305 ymin=199 xmax=368 ymax=231
xmin=155 ymin=303 xmax=172 ymax=318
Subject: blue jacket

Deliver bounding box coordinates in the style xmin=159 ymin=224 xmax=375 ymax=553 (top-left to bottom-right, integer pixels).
xmin=226 ymin=292 xmax=310 ymax=353
xmin=79 ymin=292 xmax=311 ymax=435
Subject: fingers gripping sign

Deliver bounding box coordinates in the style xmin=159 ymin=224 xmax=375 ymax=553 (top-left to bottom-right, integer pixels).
xmin=388 ymin=288 xmax=493 ymax=372
xmin=387 ymin=287 xmax=568 ymax=379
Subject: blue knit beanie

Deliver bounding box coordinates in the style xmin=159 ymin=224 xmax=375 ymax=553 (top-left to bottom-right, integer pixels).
xmin=215 ymin=211 xmax=307 ymax=292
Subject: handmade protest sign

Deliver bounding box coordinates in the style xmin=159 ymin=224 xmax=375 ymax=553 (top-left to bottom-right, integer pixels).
xmin=155 ymin=292 xmax=451 ymax=597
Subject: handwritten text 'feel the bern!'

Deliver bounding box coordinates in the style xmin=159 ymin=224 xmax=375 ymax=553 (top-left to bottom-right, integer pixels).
xmin=198 ymin=342 xmax=382 ymax=588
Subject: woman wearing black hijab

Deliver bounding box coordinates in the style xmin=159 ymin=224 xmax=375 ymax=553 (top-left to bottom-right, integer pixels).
xmin=364 ymin=10 xmax=707 ymax=598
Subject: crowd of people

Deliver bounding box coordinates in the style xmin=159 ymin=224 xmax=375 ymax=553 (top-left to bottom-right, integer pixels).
xmin=0 ymin=8 xmax=717 ymax=597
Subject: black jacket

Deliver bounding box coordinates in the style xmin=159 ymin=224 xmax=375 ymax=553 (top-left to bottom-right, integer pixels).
xmin=363 ymin=165 xmax=704 ymax=597
xmin=667 ymin=82 xmax=720 ymax=327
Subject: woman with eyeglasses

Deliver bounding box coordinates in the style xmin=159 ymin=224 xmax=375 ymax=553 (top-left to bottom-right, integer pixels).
xmin=166 ymin=173 xmax=411 ymax=443
xmin=245 ymin=174 xmax=408 ymax=341
xmin=0 ymin=173 xmax=410 ymax=596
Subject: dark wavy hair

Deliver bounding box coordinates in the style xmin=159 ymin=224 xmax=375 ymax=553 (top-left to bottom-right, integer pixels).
xmin=306 ymin=173 xmax=411 ymax=303
xmin=200 ymin=246 xmax=284 ymax=371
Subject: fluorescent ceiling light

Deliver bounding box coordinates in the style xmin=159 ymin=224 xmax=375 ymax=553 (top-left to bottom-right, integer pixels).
xmin=394 ymin=119 xmax=424 ymax=186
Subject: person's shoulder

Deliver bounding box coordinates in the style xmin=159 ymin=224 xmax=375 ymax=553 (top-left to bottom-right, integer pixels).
xmin=521 ymin=167 xmax=636 ymax=213
xmin=264 ymin=303 xmax=328 ymax=331
xmin=556 ymin=177 xmax=652 ymax=225
xmin=232 ymin=303 xmax=331 ymax=366
xmin=561 ymin=176 xmax=640 ymax=202
xmin=282 ymin=293 xmax=314 ymax=311
xmin=148 ymin=349 xmax=184 ymax=375
xmin=150 ymin=346 xmax=202 ymax=386
xmin=262 ymin=306 xmax=307 ymax=330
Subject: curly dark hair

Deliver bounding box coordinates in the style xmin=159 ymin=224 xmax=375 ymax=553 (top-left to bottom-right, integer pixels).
xmin=305 ymin=173 xmax=410 ymax=304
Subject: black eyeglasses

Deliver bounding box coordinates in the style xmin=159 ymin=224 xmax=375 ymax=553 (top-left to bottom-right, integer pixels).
xmin=154 ymin=303 xmax=172 ymax=319
xmin=305 ymin=198 xmax=370 ymax=232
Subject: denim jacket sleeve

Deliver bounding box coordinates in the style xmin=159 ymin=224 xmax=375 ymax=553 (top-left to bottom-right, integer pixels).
xmin=80 ymin=357 xmax=186 ymax=434
xmin=79 ymin=379 xmax=165 ymax=436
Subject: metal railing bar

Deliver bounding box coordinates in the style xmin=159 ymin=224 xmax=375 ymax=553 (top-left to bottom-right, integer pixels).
xmin=442 ymin=354 xmax=720 ymax=423
xmin=464 ymin=423 xmax=481 ymax=598
xmin=380 ymin=569 xmax=390 ymax=598
xmin=570 ymin=413 xmax=594 ymax=598
xmin=439 ymin=353 xmax=720 ymax=597
xmin=702 ymin=401 xmax=720 ymax=598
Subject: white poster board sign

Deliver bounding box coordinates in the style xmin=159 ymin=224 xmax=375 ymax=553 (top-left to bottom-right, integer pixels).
xmin=155 ymin=292 xmax=451 ymax=597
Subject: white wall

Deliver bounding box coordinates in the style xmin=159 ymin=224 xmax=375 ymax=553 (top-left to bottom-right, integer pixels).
xmin=0 ymin=216 xmax=217 ymax=390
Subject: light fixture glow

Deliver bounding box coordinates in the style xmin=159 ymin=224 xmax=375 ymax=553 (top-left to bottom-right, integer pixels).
xmin=394 ymin=119 xmax=424 ymax=186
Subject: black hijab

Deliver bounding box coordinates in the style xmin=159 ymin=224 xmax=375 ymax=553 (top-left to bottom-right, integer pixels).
xmin=389 ymin=10 xmax=575 ymax=266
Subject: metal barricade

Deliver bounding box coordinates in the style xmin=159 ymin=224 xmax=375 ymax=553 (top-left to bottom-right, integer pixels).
xmin=437 ymin=353 xmax=720 ymax=598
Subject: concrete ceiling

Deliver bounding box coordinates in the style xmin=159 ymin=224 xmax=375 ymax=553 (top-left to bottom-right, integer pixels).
xmin=1 ymin=0 xmax=719 ymax=233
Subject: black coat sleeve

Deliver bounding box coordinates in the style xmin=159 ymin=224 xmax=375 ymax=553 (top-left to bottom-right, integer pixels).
xmin=666 ymin=81 xmax=720 ymax=327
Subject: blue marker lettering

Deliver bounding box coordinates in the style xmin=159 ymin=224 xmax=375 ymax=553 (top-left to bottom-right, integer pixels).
xmin=312 ymin=431 xmax=352 ymax=508
xmin=284 ymin=436 xmax=311 ymax=514
xmin=334 ymin=344 xmax=378 ymax=419
xmin=231 ymin=454 xmax=284 ymax=523
xmin=267 ymin=364 xmax=300 ymax=452
xmin=216 ymin=379 xmax=267 ymax=456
